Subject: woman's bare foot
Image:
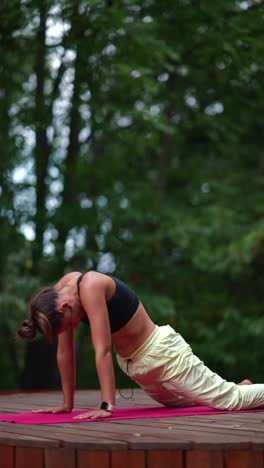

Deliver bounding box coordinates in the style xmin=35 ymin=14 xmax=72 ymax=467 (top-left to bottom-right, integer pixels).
xmin=238 ymin=379 xmax=253 ymax=385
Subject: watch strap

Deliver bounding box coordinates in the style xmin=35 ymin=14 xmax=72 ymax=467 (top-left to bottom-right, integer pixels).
xmin=100 ymin=401 xmax=115 ymax=412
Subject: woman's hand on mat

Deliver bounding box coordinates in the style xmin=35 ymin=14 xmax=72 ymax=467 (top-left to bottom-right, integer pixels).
xmin=74 ymin=409 xmax=112 ymax=420
xmin=32 ymin=405 xmax=73 ymax=414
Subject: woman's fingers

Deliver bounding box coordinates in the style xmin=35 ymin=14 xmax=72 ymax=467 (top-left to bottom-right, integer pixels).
xmin=32 ymin=408 xmax=53 ymax=413
xmin=52 ymin=408 xmax=70 ymax=414
xmin=74 ymin=412 xmax=93 ymax=419
xmin=74 ymin=409 xmax=112 ymax=420
xmin=32 ymin=406 xmax=70 ymax=413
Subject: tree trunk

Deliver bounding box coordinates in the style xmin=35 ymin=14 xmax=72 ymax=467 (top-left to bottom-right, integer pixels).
xmin=32 ymin=1 xmax=50 ymax=269
xmin=55 ymin=44 xmax=82 ymax=262
xmin=156 ymin=71 xmax=177 ymax=196
xmin=21 ymin=2 xmax=54 ymax=390
xmin=20 ymin=340 xmax=58 ymax=390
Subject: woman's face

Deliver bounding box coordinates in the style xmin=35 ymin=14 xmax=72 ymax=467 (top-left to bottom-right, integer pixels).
xmin=55 ymin=293 xmax=84 ymax=335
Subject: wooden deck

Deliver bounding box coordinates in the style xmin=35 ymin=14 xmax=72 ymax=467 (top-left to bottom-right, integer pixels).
xmin=0 ymin=389 xmax=264 ymax=468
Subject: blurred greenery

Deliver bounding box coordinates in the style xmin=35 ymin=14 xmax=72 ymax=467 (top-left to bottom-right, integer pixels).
xmin=0 ymin=0 xmax=264 ymax=391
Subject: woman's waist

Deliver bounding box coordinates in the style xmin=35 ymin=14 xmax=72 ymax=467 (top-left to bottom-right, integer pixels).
xmin=112 ymin=306 xmax=156 ymax=357
xmin=116 ymin=324 xmax=191 ymax=365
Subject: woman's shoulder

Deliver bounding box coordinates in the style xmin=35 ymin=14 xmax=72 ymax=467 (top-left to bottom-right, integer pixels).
xmin=79 ymin=271 xmax=115 ymax=303
xmin=81 ymin=270 xmax=112 ymax=288
xmin=55 ymin=271 xmax=82 ymax=288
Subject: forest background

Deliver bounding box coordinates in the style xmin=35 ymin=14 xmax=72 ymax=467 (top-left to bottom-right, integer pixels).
xmin=1 ymin=0 xmax=264 ymax=391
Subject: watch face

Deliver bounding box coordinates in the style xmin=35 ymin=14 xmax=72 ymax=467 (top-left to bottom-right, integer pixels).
xmin=100 ymin=402 xmax=108 ymax=410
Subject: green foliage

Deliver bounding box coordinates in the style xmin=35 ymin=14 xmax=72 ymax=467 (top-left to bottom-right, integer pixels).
xmin=0 ymin=0 xmax=264 ymax=390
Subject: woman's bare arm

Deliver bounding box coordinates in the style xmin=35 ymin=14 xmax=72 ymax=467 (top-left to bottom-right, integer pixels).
xmin=57 ymin=326 xmax=76 ymax=410
xmin=33 ymin=327 xmax=75 ymax=413
xmin=75 ymin=273 xmax=115 ymax=418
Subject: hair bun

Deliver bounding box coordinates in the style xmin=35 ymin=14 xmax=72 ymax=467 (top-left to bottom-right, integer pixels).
xmin=22 ymin=319 xmax=31 ymax=327
xmin=16 ymin=319 xmax=37 ymax=342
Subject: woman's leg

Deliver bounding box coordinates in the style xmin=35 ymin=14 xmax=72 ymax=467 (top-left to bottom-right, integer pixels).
xmin=116 ymin=325 xmax=264 ymax=410
xmin=159 ymin=351 xmax=264 ymax=410
xmin=135 ymin=377 xmax=258 ymax=408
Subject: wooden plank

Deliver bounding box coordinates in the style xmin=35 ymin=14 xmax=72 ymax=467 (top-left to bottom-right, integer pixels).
xmin=193 ymin=413 xmax=264 ymax=424
xmin=0 ymin=424 xmax=60 ymax=447
xmin=63 ymin=430 xmax=187 ymax=451
xmin=110 ymin=418 xmax=264 ymax=448
xmin=186 ymin=450 xmax=223 ymax=468
xmin=0 ymin=423 xmax=126 ymax=450
xmin=51 ymin=432 xmax=127 ymax=451
xmin=0 ymin=445 xmax=15 ymax=468
xmin=1 ymin=390 xmax=264 ymax=454
xmin=68 ymin=421 xmax=192 ymax=450
xmin=15 ymin=447 xmax=44 ymax=468
xmin=0 ymin=417 xmax=182 ymax=448
xmin=0 ymin=431 xmax=58 ymax=448
xmin=0 ymin=417 xmax=257 ymax=451
xmin=111 ymin=414 xmax=264 ymax=436
xmin=16 ymin=419 xmax=189 ymax=450
xmin=225 ymin=450 xmax=264 ymax=468
xmin=111 ymin=451 xmax=145 ymax=468
xmin=77 ymin=450 xmax=110 ymax=468
xmin=147 ymin=450 xmax=183 ymax=468
xmin=87 ymin=420 xmax=260 ymax=450
xmin=183 ymin=420 xmax=264 ymax=433
xmin=44 ymin=448 xmax=75 ymax=468
xmin=0 ymin=422 xmax=258 ymax=451
xmin=168 ymin=415 xmax=264 ymax=433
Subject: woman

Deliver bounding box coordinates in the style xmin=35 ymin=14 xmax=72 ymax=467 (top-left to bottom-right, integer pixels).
xmin=17 ymin=270 xmax=264 ymax=419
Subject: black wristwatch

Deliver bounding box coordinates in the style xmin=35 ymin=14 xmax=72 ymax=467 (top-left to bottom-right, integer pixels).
xmin=100 ymin=402 xmax=115 ymax=412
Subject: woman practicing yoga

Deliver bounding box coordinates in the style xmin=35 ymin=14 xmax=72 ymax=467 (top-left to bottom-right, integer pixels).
xmin=17 ymin=271 xmax=264 ymax=419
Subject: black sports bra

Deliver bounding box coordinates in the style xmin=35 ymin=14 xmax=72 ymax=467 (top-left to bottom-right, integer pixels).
xmin=77 ymin=273 xmax=140 ymax=333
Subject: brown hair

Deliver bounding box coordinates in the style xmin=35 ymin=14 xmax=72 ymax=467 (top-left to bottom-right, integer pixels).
xmin=17 ymin=287 xmax=62 ymax=343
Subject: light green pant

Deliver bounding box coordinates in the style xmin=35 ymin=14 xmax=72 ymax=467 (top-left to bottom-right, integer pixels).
xmin=116 ymin=325 xmax=264 ymax=410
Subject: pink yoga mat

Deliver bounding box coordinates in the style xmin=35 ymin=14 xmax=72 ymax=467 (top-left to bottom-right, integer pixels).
xmin=1 ymin=406 xmax=264 ymax=424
